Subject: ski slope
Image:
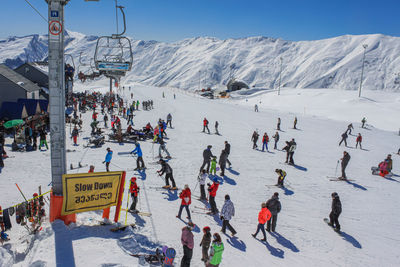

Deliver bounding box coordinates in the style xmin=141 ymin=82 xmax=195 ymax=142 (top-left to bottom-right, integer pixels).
xmin=0 ymin=79 xmax=399 ymax=266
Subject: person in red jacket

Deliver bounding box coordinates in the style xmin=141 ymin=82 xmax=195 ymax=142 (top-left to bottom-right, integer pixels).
xmin=262 ymin=133 xmax=269 ymax=152
xmin=177 ymin=184 xmax=192 ymax=221
xmin=88 ymin=165 xmax=95 ymax=173
xmin=356 ymin=133 xmax=362 ymax=149
xmin=203 ymin=118 xmax=210 ymax=134
xmin=129 ymin=177 xmax=140 ymax=212
xmin=252 ymin=202 xmax=272 ymax=241
xmin=208 ymin=179 xmax=219 ymax=215
xmin=92 ymin=111 xmax=98 ymax=121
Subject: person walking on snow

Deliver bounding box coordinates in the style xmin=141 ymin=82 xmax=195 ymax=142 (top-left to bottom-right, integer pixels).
xmin=206 ymin=233 xmax=224 ymax=267
xmin=339 ymin=132 xmax=348 ymax=147
xmin=131 ymin=142 xmax=145 ymax=170
xmin=200 ymin=226 xmax=211 ymax=262
xmin=157 ymin=159 xmax=177 ymax=189
xmin=103 ymin=147 xmax=113 ymax=172
xmin=200 ymin=145 xmax=214 ymax=173
xmin=361 ymin=117 xmax=366 ymax=128
xmin=224 ymin=141 xmax=232 ymax=167
xmin=339 ymin=151 xmax=350 ymax=179
xmin=288 ymin=138 xmax=297 ymax=165
xmin=220 ymin=194 xmax=237 ymax=236
xmin=158 ymin=137 xmax=171 ymax=159
xmin=219 ymin=150 xmax=228 ymax=176
xmin=293 ymin=117 xmax=298 ymax=129
xmin=215 ymin=121 xmax=220 ymax=135
xmin=207 ymin=179 xmax=219 ymax=215
xmin=251 ymin=131 xmax=259 ymax=149
xmin=198 ymin=169 xmax=208 ymax=201
xmin=39 ymin=129 xmax=48 ymax=150
xmin=180 ymin=225 xmax=194 ymax=267
xmin=203 ymin=118 xmax=210 ymax=134
xmin=166 ymin=113 xmax=172 ymax=128
xmin=277 ymin=117 xmax=281 ymax=131
xmin=71 ymin=126 xmax=79 ymax=146
xmin=129 ymin=177 xmax=140 ymax=213
xmin=210 ymin=156 xmax=217 ymax=175
xmin=356 ymin=133 xmax=362 ymax=149
xmin=328 ymin=192 xmax=342 ymax=232
xmin=266 ymin=192 xmax=281 ymax=232
xmin=347 ymin=123 xmax=354 ymax=135
xmin=177 ymin=184 xmax=192 ymax=221
xmin=275 ymin=169 xmax=286 ymax=187
xmin=252 ymin=203 xmax=271 ymax=241
xmin=103 ymin=113 xmax=108 ymax=128
xmin=262 ymin=133 xmax=269 ymax=152
xmin=272 ymin=131 xmax=279 ymax=150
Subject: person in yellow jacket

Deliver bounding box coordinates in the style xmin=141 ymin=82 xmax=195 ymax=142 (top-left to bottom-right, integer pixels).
xmin=252 ymin=203 xmax=272 ymax=241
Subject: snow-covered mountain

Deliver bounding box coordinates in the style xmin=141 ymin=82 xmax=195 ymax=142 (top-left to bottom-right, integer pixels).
xmin=1 ymin=30 xmax=400 ymax=91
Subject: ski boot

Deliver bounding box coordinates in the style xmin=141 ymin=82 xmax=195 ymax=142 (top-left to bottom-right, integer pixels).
xmin=162 ymin=185 xmax=171 ymax=189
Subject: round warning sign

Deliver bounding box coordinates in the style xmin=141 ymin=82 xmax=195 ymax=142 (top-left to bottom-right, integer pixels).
xmin=49 ymin=20 xmax=62 ymax=36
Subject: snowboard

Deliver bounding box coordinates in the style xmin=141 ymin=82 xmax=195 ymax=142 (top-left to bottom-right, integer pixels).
xmin=110 ymin=223 xmax=136 ymax=232
xmin=323 ymin=218 xmax=341 ymax=234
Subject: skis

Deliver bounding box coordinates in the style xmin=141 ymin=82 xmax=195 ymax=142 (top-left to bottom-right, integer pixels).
xmin=148 ymin=186 xmax=179 ymax=191
xmin=110 ymin=223 xmax=136 ymax=232
xmin=329 ymin=178 xmax=355 ymax=181
xmin=118 ymin=151 xmax=132 ymax=155
xmin=323 ymin=218 xmax=341 ymax=234
xmin=121 ymin=208 xmax=152 ymax=217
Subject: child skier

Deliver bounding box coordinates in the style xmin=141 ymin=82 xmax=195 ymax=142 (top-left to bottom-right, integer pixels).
xmin=262 ymin=133 xmax=269 ymax=152
xmin=252 ymin=203 xmax=271 ymax=242
xmin=210 ymin=156 xmax=217 ymax=175
xmin=129 ymin=177 xmax=140 ymax=213
xmin=198 ymin=169 xmax=208 ymax=201
xmin=200 ymin=226 xmax=211 ymax=262
xmin=356 ymin=133 xmax=362 ymax=149
xmin=275 ymin=169 xmax=287 ymax=187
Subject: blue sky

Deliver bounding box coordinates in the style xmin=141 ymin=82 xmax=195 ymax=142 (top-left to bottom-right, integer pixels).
xmin=1 ymin=0 xmax=400 ymax=42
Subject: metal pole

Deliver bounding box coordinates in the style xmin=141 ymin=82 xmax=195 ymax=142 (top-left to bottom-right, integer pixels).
xmin=198 ymin=71 xmax=201 ymax=90
xmin=358 ymin=44 xmax=368 ymax=98
xmin=278 ymin=57 xmax=283 ymax=95
xmin=110 ymin=77 xmax=113 ymax=94
xmin=115 ymin=0 xmax=118 ymax=34
xmin=48 ymin=0 xmax=68 ymax=195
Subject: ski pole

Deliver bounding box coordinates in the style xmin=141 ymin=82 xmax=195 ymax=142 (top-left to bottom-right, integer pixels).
xmin=125 ymin=181 xmax=131 ymax=225
xmin=193 ymin=180 xmax=199 ymax=193
xmin=15 ymin=183 xmax=28 ymax=201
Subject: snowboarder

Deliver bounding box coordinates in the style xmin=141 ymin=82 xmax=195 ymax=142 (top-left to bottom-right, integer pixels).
xmin=262 ymin=133 xmax=269 ymax=152
xmin=206 ymin=233 xmax=224 ymax=267
xmin=220 ymin=194 xmax=236 ymax=236
xmin=166 ymin=113 xmax=172 ymax=128
xmin=200 ymin=226 xmax=211 ymax=262
xmin=252 ymin=203 xmax=271 ymax=242
xmin=157 ymin=159 xmax=177 ymax=189
xmin=131 ymin=142 xmax=146 ymax=170
xmin=277 ymin=117 xmax=281 ymax=131
xmin=266 ymin=192 xmax=281 ymax=232
xmin=254 ymin=104 xmax=258 ymax=112
xmin=224 ymin=141 xmax=232 ymax=167
xmin=39 ymin=129 xmax=48 ymax=150
xmin=103 ymin=147 xmax=113 ymax=172
xmin=361 ymin=117 xmax=366 ymax=128
xmin=293 ymin=117 xmax=298 ymax=129
xmin=203 ymin=118 xmax=210 ymax=134
xmin=207 ymin=178 xmax=219 ymax=215
xmin=356 ymin=133 xmax=362 ymax=149
xmin=210 ymin=156 xmax=217 ymax=175
xmin=339 ymin=151 xmax=350 ymax=179
xmin=347 ymin=123 xmax=354 ymax=135
xmin=272 ymin=131 xmax=279 ymax=150
xmin=288 ymin=138 xmax=297 ymax=165
xmin=377 ymin=160 xmax=390 ymax=177
xmin=328 ymin=192 xmax=342 ymax=232
xmin=200 ymin=145 xmax=214 ymax=173
xmin=219 ymin=150 xmax=228 ymax=176
xmin=198 ymin=169 xmax=208 ymax=201
xmin=177 ymin=184 xmax=192 ymax=221
xmin=158 ymin=137 xmax=171 ymax=159
xmin=339 ymin=132 xmax=348 ymax=147
xmin=215 ymin=121 xmax=219 ymax=135
xmin=275 ymin=169 xmax=286 ymax=187
xmin=71 ymin=126 xmax=79 ymax=146
xmin=129 ymin=177 xmax=140 ymax=212
xmin=180 ymin=225 xmax=194 ymax=267
xmin=251 ymin=131 xmax=259 ymax=149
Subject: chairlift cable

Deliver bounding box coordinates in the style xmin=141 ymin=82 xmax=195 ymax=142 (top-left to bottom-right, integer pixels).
xmin=23 ymin=0 xmax=47 ymax=22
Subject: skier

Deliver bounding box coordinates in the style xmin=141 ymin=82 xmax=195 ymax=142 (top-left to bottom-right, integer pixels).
xmin=272 ymin=131 xmax=279 ymax=150
xmin=203 ymin=118 xmax=210 ymax=134
xmin=157 ymin=159 xmax=177 ymax=189
xmin=288 ymin=138 xmax=297 ymax=165
xmin=158 ymin=137 xmax=171 ymax=159
xmin=207 ymin=178 xmax=219 ymax=215
xmin=39 ymin=129 xmax=48 ymax=150
xmin=180 ymin=225 xmax=194 ymax=267
xmin=215 ymin=121 xmax=219 ymax=135
xmin=71 ymin=126 xmax=79 ymax=146
xmin=206 ymin=233 xmax=224 ymax=267
xmin=224 ymin=141 xmax=232 ymax=167
xmin=266 ymin=192 xmax=281 ymax=232
xmin=328 ymin=192 xmax=342 ymax=232
xmin=339 ymin=132 xmax=348 ymax=147
xmin=129 ymin=177 xmax=140 ymax=213
xmin=177 ymin=184 xmax=192 ymax=221
xmin=166 ymin=113 xmax=172 ymax=128
xmin=200 ymin=226 xmax=211 ymax=262
xmin=262 ymin=133 xmax=269 ymax=152
xmin=251 ymin=131 xmax=259 ymax=149
xmin=361 ymin=117 xmax=366 ymax=128
xmin=219 ymin=149 xmax=228 ymax=176
xmin=210 ymin=156 xmax=217 ymax=175
xmin=198 ymin=169 xmax=208 ymax=201
xmin=356 ymin=133 xmax=362 ymax=149
xmin=252 ymin=203 xmax=271 ymax=242
xmin=103 ymin=147 xmax=113 ymax=172
xmin=277 ymin=117 xmax=281 ymax=131
xmin=293 ymin=117 xmax=298 ymax=129
xmin=220 ymin=194 xmax=236 ymax=236
xmin=347 ymin=123 xmax=354 ymax=135
xmin=254 ymin=104 xmax=258 ymax=112
xmin=339 ymin=151 xmax=350 ymax=180
xmin=275 ymin=169 xmax=286 ymax=187
xmin=131 ymin=142 xmax=146 ymax=170
xmin=200 ymin=145 xmax=214 ymax=173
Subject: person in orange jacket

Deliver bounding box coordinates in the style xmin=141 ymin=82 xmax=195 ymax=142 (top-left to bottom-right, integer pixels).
xmin=356 ymin=133 xmax=362 ymax=149
xmin=177 ymin=184 xmax=192 ymax=221
xmin=129 ymin=177 xmax=140 ymax=212
xmin=203 ymin=118 xmax=210 ymax=134
xmin=252 ymin=203 xmax=272 ymax=241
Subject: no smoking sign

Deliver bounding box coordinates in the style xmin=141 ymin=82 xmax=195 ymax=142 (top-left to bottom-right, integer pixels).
xmin=49 ymin=20 xmax=62 ymax=36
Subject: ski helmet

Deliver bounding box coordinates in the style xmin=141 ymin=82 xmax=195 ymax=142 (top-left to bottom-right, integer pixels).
xmin=331 ymin=192 xmax=338 ymax=198
xmin=203 ymin=226 xmax=210 ymax=232
xmin=212 ymin=177 xmax=219 ymax=183
xmin=33 ymin=193 xmax=38 ymax=197
xmin=131 ymin=177 xmax=137 ymax=182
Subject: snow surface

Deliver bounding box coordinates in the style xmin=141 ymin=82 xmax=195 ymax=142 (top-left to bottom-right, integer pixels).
xmin=0 ymin=78 xmax=400 ymax=267
xmin=2 ymin=31 xmax=400 ymax=91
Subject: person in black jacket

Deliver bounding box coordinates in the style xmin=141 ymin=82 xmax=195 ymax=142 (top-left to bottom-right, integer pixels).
xmin=157 ymin=159 xmax=177 ymax=189
xmin=0 ymin=142 xmax=6 ymax=168
xmin=339 ymin=132 xmax=348 ymax=147
xmin=340 ymin=151 xmax=350 ymax=179
xmin=200 ymin=145 xmax=214 ymax=173
xmin=329 ymin=192 xmax=342 ymax=231
xmin=219 ymin=150 xmax=228 ymax=176
xmin=266 ymin=192 xmax=281 ymax=232
xmin=251 ymin=131 xmax=259 ymax=149
xmin=224 ymin=141 xmax=231 ymax=167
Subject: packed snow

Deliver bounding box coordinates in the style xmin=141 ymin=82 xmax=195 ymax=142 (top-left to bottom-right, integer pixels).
xmin=0 ymin=77 xmax=399 ymax=266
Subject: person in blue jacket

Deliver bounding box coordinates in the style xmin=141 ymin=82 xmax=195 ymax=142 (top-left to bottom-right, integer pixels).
xmin=103 ymin=147 xmax=113 ymax=172
xmin=131 ymin=141 xmax=146 ymax=170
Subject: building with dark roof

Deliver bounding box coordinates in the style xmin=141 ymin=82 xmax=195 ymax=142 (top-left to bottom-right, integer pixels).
xmin=14 ymin=62 xmax=49 ymax=100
